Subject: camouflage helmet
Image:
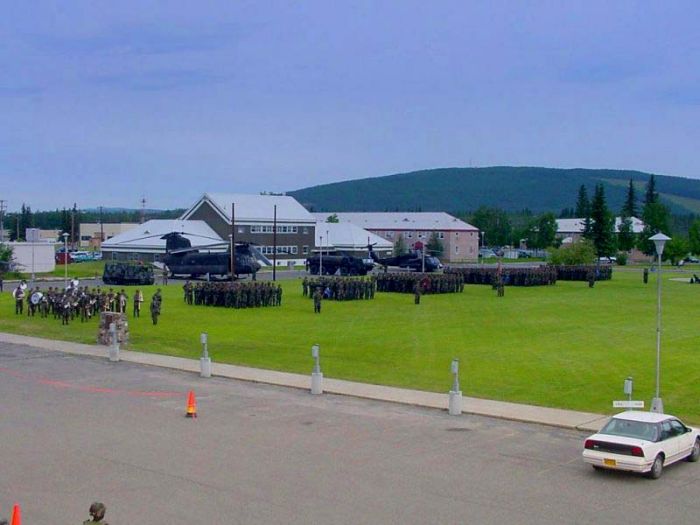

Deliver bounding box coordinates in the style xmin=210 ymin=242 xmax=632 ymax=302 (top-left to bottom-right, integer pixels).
xmin=89 ymin=502 xmax=106 ymax=520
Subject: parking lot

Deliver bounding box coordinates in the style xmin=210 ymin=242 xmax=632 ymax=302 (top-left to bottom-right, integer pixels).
xmin=0 ymin=342 xmax=698 ymax=524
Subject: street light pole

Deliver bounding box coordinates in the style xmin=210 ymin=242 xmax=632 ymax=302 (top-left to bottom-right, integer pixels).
xmin=62 ymin=232 xmax=69 ymax=289
xmin=319 ymin=235 xmax=323 ymax=276
xmin=649 ymin=232 xmax=670 ymax=414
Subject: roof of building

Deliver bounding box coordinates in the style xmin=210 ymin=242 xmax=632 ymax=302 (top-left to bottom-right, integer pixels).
xmin=181 ymin=193 xmax=315 ymax=224
xmin=314 ymin=222 xmax=392 ymax=250
xmin=313 ymin=212 xmax=477 ymax=231
xmin=101 ymin=220 xmax=223 ymax=253
xmin=556 ymin=217 xmax=645 ymax=234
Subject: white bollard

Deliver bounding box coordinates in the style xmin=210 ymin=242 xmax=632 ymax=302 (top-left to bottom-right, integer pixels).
xmin=200 ymin=333 xmax=211 ymax=378
xmin=448 ymin=390 xmax=463 ymax=416
xmin=311 ymin=372 xmax=324 ymax=395
xmin=108 ymin=322 xmax=120 ymax=362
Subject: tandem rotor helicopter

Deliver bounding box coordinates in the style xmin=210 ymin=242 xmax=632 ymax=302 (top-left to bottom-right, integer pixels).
xmin=161 ymin=232 xmax=271 ymax=279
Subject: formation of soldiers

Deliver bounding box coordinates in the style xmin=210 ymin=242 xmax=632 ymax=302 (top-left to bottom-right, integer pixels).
xmin=11 ymin=281 xmax=161 ymax=325
xmin=376 ymin=272 xmax=464 ymax=294
xmin=302 ymin=276 xmax=376 ymax=301
xmin=445 ymin=266 xmax=557 ymax=287
xmin=185 ymin=280 xmax=282 ymax=309
xmin=554 ymin=265 xmax=613 ymax=282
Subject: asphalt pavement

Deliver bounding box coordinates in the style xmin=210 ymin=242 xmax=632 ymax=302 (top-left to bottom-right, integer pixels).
xmin=0 ymin=342 xmax=698 ymax=524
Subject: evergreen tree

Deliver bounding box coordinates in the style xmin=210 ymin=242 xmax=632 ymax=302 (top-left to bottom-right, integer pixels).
xmin=18 ymin=203 xmax=34 ymax=240
xmin=469 ymin=206 xmax=512 ymax=246
xmin=645 ymin=174 xmax=658 ymax=205
xmin=638 ymin=202 xmax=671 ymax=255
xmin=590 ymin=184 xmax=616 ymax=256
xmin=393 ymin=234 xmax=407 ymax=255
xmin=689 ymin=219 xmax=700 ymax=255
xmin=617 ymin=217 xmax=636 ymax=252
xmin=575 ymin=185 xmax=590 ymax=217
xmin=426 ymin=232 xmax=444 ymax=257
xmin=622 ymin=179 xmax=638 ymax=217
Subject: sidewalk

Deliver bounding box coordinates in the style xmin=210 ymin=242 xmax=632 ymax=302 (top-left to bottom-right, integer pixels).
xmin=0 ymin=331 xmax=610 ymax=432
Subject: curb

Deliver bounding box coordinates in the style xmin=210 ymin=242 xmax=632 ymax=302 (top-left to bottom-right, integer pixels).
xmin=0 ymin=331 xmax=609 ymax=432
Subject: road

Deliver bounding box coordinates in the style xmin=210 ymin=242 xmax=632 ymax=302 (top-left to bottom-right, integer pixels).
xmin=0 ymin=342 xmax=698 ymax=524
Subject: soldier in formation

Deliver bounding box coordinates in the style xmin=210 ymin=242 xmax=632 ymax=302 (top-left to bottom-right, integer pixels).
xmin=313 ymin=286 xmax=323 ymax=313
xmin=445 ymin=266 xmax=557 ymax=287
xmin=376 ymin=273 xmax=464 ymax=294
xmin=133 ymin=289 xmax=144 ymax=317
xmin=303 ymin=276 xmax=376 ymax=301
xmin=189 ymin=281 xmax=282 ymax=309
xmin=13 ymin=284 xmax=25 ymax=314
xmin=183 ymin=280 xmax=193 ymax=304
xmin=643 ymin=268 xmax=649 ymax=284
xmin=150 ymin=289 xmax=162 ymax=325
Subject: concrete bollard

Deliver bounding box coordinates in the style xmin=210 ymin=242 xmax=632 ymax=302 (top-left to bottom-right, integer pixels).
xmin=108 ymin=322 xmax=120 ymax=362
xmin=311 ymin=344 xmax=323 ymax=394
xmin=200 ymin=333 xmax=211 ymax=378
xmin=448 ymin=358 xmax=462 ymax=415
xmin=448 ymin=390 xmax=463 ymax=416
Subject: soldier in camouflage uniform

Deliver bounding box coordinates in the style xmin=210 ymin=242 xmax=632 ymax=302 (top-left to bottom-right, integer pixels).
xmin=83 ymin=501 xmax=108 ymax=524
xmin=150 ymin=289 xmax=162 ymax=325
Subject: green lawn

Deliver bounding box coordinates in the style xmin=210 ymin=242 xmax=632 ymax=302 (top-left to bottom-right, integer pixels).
xmin=1 ymin=270 xmax=698 ymax=423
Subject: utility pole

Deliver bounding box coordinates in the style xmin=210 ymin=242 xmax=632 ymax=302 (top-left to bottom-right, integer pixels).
xmin=0 ymin=199 xmax=6 ymax=242
xmin=140 ymin=196 xmax=146 ymax=224
xmin=230 ymin=203 xmax=236 ymax=279
xmin=71 ymin=203 xmax=76 ymax=250
xmin=99 ymin=206 xmax=104 ymax=245
xmin=273 ymin=204 xmax=277 ymax=281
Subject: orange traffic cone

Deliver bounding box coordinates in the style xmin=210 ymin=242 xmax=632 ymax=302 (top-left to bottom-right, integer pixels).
xmin=10 ymin=503 xmax=21 ymax=525
xmin=186 ymin=390 xmax=197 ymax=418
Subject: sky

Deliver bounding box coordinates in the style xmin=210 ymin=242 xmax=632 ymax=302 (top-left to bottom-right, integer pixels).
xmin=2 ymin=0 xmax=700 ymax=211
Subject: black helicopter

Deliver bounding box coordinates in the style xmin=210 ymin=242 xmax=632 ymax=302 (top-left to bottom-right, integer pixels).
xmin=305 ymin=249 xmax=374 ymax=276
xmin=368 ymin=243 xmax=442 ymax=272
xmin=161 ymin=232 xmax=271 ymax=280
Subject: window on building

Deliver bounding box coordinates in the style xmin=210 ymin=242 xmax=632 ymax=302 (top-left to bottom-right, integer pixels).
xmin=438 ymin=232 xmax=444 ymax=239
xmin=303 ymin=228 xmax=308 ymax=235
xmin=303 ymin=245 xmax=309 ymax=254
xmin=407 ymin=232 xmax=413 ymax=239
xmin=455 ymin=245 xmax=459 ymax=254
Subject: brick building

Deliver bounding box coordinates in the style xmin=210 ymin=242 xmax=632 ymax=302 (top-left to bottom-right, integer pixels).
xmin=318 ymin=212 xmax=479 ymax=263
xmin=181 ymin=193 xmax=316 ymax=266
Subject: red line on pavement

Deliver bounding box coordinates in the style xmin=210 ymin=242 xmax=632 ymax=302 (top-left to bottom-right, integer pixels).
xmin=0 ymin=367 xmax=183 ymax=398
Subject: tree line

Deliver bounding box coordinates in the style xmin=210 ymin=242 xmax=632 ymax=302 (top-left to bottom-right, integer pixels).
xmin=1 ymin=205 xmax=185 ymax=243
xmin=465 ymin=175 xmax=700 ymax=262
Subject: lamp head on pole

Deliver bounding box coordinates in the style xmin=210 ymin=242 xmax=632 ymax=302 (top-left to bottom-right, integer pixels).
xmin=649 ymin=233 xmax=671 ymax=257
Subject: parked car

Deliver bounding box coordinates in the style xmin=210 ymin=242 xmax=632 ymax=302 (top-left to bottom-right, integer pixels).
xmin=597 ymin=256 xmax=617 ymax=264
xmin=479 ymin=248 xmax=498 ymax=258
xmin=69 ymin=251 xmax=92 ymax=262
xmin=683 ymin=256 xmax=699 ymax=263
xmin=582 ymin=411 xmax=699 ymax=479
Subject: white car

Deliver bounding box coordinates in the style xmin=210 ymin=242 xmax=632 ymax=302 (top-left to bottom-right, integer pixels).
xmin=583 ymin=411 xmax=699 ymax=479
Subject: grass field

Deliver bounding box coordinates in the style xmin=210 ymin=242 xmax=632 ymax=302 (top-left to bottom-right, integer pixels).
xmin=1 ymin=269 xmax=698 ymax=422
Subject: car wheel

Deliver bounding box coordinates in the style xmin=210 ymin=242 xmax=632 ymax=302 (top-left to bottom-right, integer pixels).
xmin=647 ymin=455 xmax=664 ymax=479
xmin=592 ymin=465 xmax=603 ymax=471
xmin=688 ymin=439 xmax=700 ymax=462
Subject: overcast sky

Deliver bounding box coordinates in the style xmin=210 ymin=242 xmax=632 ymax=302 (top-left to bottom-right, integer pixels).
xmin=2 ymin=1 xmax=699 ymax=211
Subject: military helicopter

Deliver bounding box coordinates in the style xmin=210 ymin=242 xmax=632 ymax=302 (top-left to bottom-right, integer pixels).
xmin=367 ymin=243 xmax=442 ymax=273
xmin=305 ymin=249 xmax=374 ymax=276
xmin=161 ymin=232 xmax=271 ymax=280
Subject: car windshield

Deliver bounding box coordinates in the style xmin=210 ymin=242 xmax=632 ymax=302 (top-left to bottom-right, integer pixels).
xmin=600 ymin=418 xmax=659 ymax=441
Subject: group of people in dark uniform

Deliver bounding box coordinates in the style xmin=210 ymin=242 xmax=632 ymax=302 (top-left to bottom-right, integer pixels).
xmin=184 ymin=280 xmax=282 ymax=309
xmin=11 ymin=280 xmax=163 ymax=325
xmin=375 ymin=272 xmax=464 ymax=294
xmin=302 ymin=276 xmax=376 ymax=301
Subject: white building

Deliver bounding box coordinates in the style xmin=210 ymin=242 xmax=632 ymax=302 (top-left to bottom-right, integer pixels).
xmin=556 ymin=216 xmax=645 ymax=244
xmin=314 ymin=221 xmax=392 ymax=257
xmin=101 ymin=219 xmax=223 ymax=262
xmin=80 ymin=223 xmax=139 ymax=248
xmin=7 ymin=241 xmax=56 ymax=273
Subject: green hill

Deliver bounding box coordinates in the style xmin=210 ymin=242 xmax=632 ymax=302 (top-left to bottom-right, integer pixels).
xmin=288 ymin=167 xmax=700 ymax=215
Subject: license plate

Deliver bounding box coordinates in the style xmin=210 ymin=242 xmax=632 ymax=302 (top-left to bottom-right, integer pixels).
xmin=604 ymin=458 xmax=617 ymax=467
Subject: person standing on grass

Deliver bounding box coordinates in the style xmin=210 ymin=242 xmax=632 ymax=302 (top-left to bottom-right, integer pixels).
xmin=150 ymin=288 xmax=162 ymax=325
xmin=133 ymin=289 xmax=144 ymax=318
xmin=313 ymin=287 xmax=322 ymax=313
xmin=13 ymin=285 xmax=25 ymax=314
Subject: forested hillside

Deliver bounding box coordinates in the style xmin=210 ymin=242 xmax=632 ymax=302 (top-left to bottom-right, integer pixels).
xmin=289 ymin=167 xmax=700 ymax=215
